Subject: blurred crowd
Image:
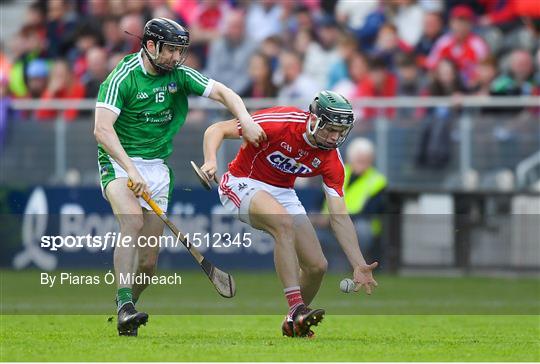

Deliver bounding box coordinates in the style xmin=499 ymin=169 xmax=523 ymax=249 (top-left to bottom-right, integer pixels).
xmin=1 ymin=0 xmax=540 ymax=126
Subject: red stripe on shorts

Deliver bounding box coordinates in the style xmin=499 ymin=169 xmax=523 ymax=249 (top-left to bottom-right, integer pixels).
xmin=220 ymin=173 xmax=241 ymax=208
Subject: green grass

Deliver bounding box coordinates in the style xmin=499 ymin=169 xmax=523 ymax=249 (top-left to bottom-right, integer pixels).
xmin=1 ymin=315 xmax=539 ymax=361
xmin=1 ymin=270 xmax=539 ymax=361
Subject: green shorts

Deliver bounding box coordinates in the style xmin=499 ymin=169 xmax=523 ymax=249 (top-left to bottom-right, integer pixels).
xmin=98 ymin=153 xmax=174 ymax=212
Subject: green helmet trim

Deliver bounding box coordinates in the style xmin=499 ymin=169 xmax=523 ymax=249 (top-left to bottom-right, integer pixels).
xmin=308 ymin=91 xmax=355 ymax=150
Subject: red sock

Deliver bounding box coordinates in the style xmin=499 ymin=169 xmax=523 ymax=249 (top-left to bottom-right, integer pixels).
xmin=284 ymin=286 xmax=304 ymax=318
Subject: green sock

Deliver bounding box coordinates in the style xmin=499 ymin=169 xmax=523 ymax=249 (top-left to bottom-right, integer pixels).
xmin=117 ymin=287 xmax=133 ymax=309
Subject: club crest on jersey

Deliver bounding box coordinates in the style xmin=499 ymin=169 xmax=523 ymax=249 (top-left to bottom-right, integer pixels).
xmin=312 ymin=158 xmax=321 ymax=168
xmin=267 ymin=151 xmax=312 ymax=175
xmin=167 ymin=82 xmax=177 ymax=93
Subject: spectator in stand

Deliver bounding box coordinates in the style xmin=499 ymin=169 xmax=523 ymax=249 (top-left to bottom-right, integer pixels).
xmin=415 ymin=12 xmax=444 ymax=67
xmin=417 ymin=58 xmax=466 ymax=168
xmin=188 ymin=0 xmax=231 ymax=68
xmin=353 ymin=2 xmax=387 ymax=52
xmin=68 ymin=25 xmax=103 ymax=81
xmin=35 ymin=59 xmax=85 ymax=121
xmin=82 ymin=47 xmax=108 ymax=98
xmin=170 ymin=0 xmax=199 ymax=26
xmin=303 ymin=16 xmax=341 ymax=89
xmin=24 ymin=2 xmax=46 ymax=37
xmin=260 ymin=36 xmax=283 ymax=72
xmin=107 ymin=52 xmax=125 ymax=73
xmin=392 ymin=0 xmax=425 ymax=48
xmin=108 ymin=0 xmax=126 ymax=18
xmin=491 ymin=49 xmax=537 ymax=97
xmin=242 ymin=53 xmax=277 ymax=98
xmin=77 ymin=0 xmax=109 ymax=38
xmin=396 ymin=53 xmax=425 ymax=119
xmin=119 ymin=14 xmax=145 ymax=54
xmin=102 ymin=16 xmax=125 ymax=55
xmin=478 ymin=0 xmax=540 ymax=30
xmin=276 ymin=50 xmax=319 ymax=102
xmin=293 ymin=29 xmax=314 ymax=58
xmin=204 ymin=10 xmax=256 ymax=95
xmin=26 ymin=58 xmax=49 ymax=98
xmin=428 ymin=58 xmax=468 ymax=97
xmin=45 ymin=0 xmax=78 ymax=58
xmin=328 ymin=32 xmax=359 ymax=89
xmin=355 ymin=56 xmax=398 ymax=120
xmin=396 ymin=54 xmax=423 ymax=96
xmin=124 ymin=1 xmax=152 ymax=22
xmin=245 ymin=0 xmax=283 ymax=43
xmin=336 ymin=0 xmax=378 ymax=33
xmin=371 ymin=23 xmax=412 ymax=70
xmin=293 ymin=5 xmax=315 ymax=35
xmin=426 ymin=5 xmax=489 ymax=88
xmin=470 ymin=56 xmax=498 ymax=96
xmin=332 ymin=51 xmax=370 ymax=101
xmin=8 ymin=25 xmax=46 ymax=98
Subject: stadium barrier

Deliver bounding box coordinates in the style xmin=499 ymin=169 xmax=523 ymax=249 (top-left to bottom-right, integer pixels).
xmin=1 ymin=96 xmax=539 ymax=274
xmin=3 ymin=96 xmax=539 ymax=189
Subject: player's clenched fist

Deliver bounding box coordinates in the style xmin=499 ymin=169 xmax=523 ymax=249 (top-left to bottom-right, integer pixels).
xmin=201 ymin=159 xmax=218 ymax=180
xmin=127 ymin=169 xmax=149 ymax=198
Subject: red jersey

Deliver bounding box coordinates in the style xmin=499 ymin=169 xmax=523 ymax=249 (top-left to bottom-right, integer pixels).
xmin=229 ymin=106 xmax=346 ymax=197
xmin=426 ymin=33 xmax=489 ymax=83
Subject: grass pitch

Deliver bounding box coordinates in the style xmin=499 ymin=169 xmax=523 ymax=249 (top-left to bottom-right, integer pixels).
xmin=1 ymin=270 xmax=539 ymax=361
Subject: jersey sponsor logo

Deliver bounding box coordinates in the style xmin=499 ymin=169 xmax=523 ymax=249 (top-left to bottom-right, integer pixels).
xmin=136 ymin=92 xmax=149 ymax=99
xmin=312 ymin=158 xmax=321 ymax=168
xmin=138 ymin=108 xmax=174 ymax=125
xmin=267 ymin=151 xmax=313 ymax=175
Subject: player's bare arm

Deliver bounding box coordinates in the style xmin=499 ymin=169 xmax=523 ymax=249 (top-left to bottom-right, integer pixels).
xmin=94 ymin=107 xmax=149 ymax=197
xmin=201 ymin=119 xmax=241 ymax=179
xmin=208 ymin=82 xmax=266 ymax=147
xmin=326 ymin=193 xmax=378 ymax=294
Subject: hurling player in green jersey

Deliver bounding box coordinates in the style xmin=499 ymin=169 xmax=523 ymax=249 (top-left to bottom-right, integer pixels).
xmin=94 ymin=18 xmax=266 ymax=336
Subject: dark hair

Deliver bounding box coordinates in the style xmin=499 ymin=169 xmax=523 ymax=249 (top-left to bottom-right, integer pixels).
xmin=369 ymin=56 xmax=387 ymax=71
xmin=430 ymin=58 xmax=466 ymax=95
xmin=249 ymin=52 xmax=277 ymax=97
xmin=396 ymin=53 xmax=416 ymax=68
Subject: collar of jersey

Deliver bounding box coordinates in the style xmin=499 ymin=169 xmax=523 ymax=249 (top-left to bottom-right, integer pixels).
xmin=137 ymin=49 xmax=147 ymax=75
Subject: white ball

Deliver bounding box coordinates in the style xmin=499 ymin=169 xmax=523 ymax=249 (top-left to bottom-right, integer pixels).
xmin=339 ymin=278 xmax=355 ymax=293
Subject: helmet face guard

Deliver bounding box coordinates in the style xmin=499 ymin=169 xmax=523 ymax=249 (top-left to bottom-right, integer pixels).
xmin=307 ymin=92 xmax=355 ymax=150
xmin=144 ymin=41 xmax=189 ymax=74
xmin=142 ymin=18 xmax=190 ymax=74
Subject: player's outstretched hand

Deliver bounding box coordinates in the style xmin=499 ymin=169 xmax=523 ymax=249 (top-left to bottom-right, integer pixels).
xmin=127 ymin=169 xmax=149 ymax=198
xmin=201 ymin=160 xmax=218 ymax=181
xmin=353 ymin=262 xmax=379 ymax=295
xmin=240 ymin=117 xmax=267 ymax=148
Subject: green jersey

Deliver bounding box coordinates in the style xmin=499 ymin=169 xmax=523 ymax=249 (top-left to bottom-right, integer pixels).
xmin=96 ymin=50 xmax=214 ymax=161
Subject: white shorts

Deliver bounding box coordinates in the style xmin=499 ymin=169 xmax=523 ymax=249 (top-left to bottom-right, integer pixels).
xmin=99 ymin=156 xmax=172 ymax=212
xmin=218 ymin=172 xmax=306 ymax=225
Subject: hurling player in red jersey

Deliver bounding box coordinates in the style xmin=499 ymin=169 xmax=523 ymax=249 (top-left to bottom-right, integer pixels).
xmin=202 ymin=91 xmax=378 ymax=338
